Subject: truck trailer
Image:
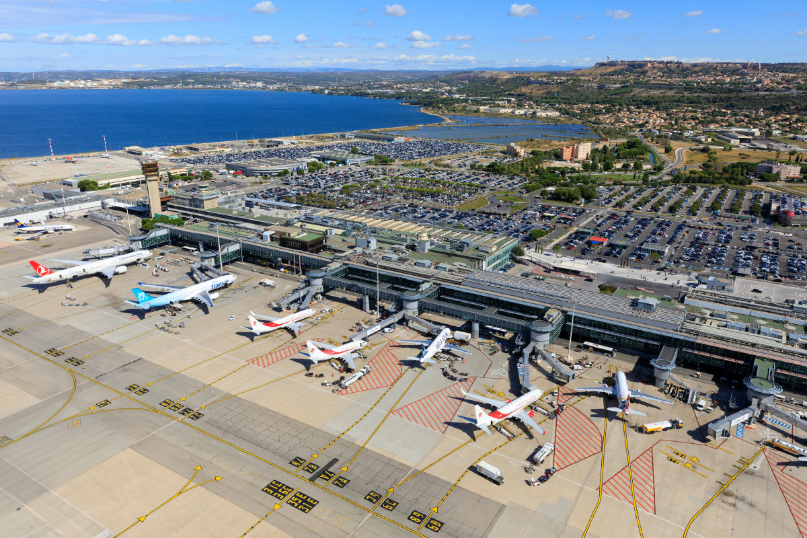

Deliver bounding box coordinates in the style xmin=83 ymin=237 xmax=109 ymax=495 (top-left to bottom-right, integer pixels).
xmin=641 ymin=419 xmax=683 ymax=434
xmin=475 ymin=461 xmax=504 ymax=485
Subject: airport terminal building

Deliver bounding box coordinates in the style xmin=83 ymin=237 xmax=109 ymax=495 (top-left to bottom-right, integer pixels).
xmin=131 ymin=222 xmax=807 ymax=392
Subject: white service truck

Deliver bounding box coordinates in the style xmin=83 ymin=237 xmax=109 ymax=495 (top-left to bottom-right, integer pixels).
xmin=531 ymin=443 xmax=555 ymax=464
xmin=476 ymin=461 xmax=504 ymax=485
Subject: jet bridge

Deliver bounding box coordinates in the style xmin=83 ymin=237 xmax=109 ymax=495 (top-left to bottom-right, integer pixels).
xmin=349 ymin=311 xmax=407 ymax=342
xmin=533 ymin=348 xmax=575 ymax=383
xmin=191 ymin=262 xmax=228 ymax=282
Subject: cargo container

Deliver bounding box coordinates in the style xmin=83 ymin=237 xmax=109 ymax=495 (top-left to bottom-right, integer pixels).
xmin=475 ymin=461 xmax=504 ymax=485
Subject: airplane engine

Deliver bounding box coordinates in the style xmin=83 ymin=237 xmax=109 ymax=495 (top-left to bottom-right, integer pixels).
xmin=114 ymin=266 xmax=127 ymax=275
xmin=209 ymin=292 xmax=220 ymax=300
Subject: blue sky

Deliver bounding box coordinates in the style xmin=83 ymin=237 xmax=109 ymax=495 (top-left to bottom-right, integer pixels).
xmin=0 ymin=1 xmax=805 ymax=71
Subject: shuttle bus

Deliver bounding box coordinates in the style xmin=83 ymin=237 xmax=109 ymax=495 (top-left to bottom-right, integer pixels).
xmin=583 ymin=342 xmax=616 ymax=357
xmin=182 ymin=246 xmax=199 ymax=254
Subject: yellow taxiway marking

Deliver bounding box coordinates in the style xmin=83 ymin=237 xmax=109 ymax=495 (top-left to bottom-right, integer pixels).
xmin=113 ymin=465 xmax=222 ymax=537
xmin=622 ymin=413 xmax=645 ymax=538
xmin=329 ymin=367 xmax=422 ymax=481
xmin=581 ymin=375 xmax=610 ymax=537
xmin=683 ymin=446 xmax=765 ymax=537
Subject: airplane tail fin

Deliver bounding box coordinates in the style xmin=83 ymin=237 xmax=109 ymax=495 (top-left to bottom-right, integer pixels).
xmin=131 ymin=288 xmax=155 ymax=304
xmin=29 ymin=260 xmax=53 ymax=276
xmin=14 ymin=219 xmax=26 ymax=228
xmin=306 ymin=340 xmax=324 ymax=361
xmin=608 ymin=407 xmax=646 ymax=416
xmin=247 ymin=315 xmax=262 ymax=335
xmin=473 ymin=405 xmax=494 ymax=435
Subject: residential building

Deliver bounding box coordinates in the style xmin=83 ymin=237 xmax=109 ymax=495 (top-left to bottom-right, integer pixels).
xmin=573 ymin=142 xmax=591 ymax=160
xmin=505 ymin=143 xmax=525 ymax=157
xmin=559 ymin=146 xmax=574 ymax=161
xmin=756 ymin=161 xmax=801 ymax=180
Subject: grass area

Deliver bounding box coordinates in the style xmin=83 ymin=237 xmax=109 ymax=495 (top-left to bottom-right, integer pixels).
xmin=497 ymin=195 xmax=527 ymax=203
xmin=681 ymin=147 xmax=783 ymax=169
xmin=458 ymin=196 xmax=489 ymax=211
xmin=510 ymin=203 xmax=529 ymax=212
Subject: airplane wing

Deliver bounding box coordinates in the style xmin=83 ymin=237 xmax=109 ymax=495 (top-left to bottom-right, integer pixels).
xmin=514 ymin=410 xmax=545 ymax=435
xmin=98 ymin=266 xmax=115 ymax=280
xmin=313 ymin=341 xmax=337 ymax=351
xmin=629 ymin=390 xmax=674 ymax=405
xmin=250 ymin=311 xmax=279 ymax=322
xmin=137 ymin=282 xmax=185 ymax=292
xmin=47 ymin=259 xmax=91 ymax=266
xmin=396 ymin=339 xmax=430 ymax=346
xmin=341 ymin=353 xmax=358 ymax=369
xmin=574 ymin=385 xmax=615 ymax=396
xmin=460 ymin=389 xmax=506 ymax=409
xmin=443 ymin=343 xmax=472 ymax=355
xmin=193 ymin=289 xmax=214 ymax=308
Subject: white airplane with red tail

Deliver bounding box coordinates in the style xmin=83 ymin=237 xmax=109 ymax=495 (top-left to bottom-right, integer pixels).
xmin=306 ymin=339 xmax=367 ymax=369
xmin=244 ymin=309 xmax=315 ymax=336
xmin=461 ymin=388 xmax=545 ymax=436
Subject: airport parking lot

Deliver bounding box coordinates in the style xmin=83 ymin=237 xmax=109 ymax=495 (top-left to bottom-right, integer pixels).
xmin=172 ymin=140 xmax=489 ymax=168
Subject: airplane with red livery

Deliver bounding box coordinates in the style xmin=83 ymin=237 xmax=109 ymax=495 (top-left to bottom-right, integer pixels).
xmin=306 ymin=339 xmax=367 ymax=369
xmin=461 ymin=388 xmax=545 ymax=435
xmin=244 ymin=309 xmax=315 ymax=336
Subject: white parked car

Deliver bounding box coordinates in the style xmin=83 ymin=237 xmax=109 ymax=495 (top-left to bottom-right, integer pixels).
xmin=229 ymin=315 xmax=237 ymax=321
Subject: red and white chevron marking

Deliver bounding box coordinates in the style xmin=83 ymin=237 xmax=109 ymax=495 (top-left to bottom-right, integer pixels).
xmin=392 ymin=378 xmax=475 ymax=434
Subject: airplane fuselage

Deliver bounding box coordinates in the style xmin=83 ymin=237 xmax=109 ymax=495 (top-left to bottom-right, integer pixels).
xmin=30 ymin=250 xmax=151 ymax=284
xmin=137 ymin=275 xmax=235 ymax=309
xmin=614 ymin=371 xmax=631 ymax=412
xmin=487 ymin=389 xmax=544 ymax=422
xmin=420 ymin=327 xmax=452 ymax=362
xmin=250 ymin=308 xmax=314 ymax=334
xmin=311 ymin=340 xmax=366 ymax=357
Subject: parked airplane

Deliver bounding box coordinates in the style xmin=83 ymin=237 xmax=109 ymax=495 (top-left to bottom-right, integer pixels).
xmin=26 ymin=250 xmax=152 ymax=284
xmin=574 ymin=371 xmax=673 ymax=416
xmin=461 ymin=388 xmax=545 ymax=436
xmin=28 ymin=161 xmax=39 ymax=166
xmin=126 ymin=274 xmax=235 ymax=310
xmin=307 ymin=339 xmax=367 ymax=369
xmin=14 ymin=219 xmax=75 ymax=234
xmin=396 ymin=327 xmax=471 ymax=365
xmin=64 ymin=156 xmax=80 ymax=163
xmin=244 ymin=308 xmax=315 ymax=336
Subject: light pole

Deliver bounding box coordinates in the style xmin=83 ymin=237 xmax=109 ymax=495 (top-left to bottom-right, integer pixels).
xmin=215 ymin=224 xmax=223 ymax=269
xmin=567 ymin=300 xmax=579 ymax=361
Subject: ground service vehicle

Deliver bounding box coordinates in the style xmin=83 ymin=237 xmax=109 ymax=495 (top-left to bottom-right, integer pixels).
xmin=583 ymin=342 xmax=615 ymax=357
xmin=476 ymin=461 xmax=504 ymax=485
xmin=642 ymin=419 xmax=683 ymax=433
xmin=532 ymin=443 xmax=555 ymax=464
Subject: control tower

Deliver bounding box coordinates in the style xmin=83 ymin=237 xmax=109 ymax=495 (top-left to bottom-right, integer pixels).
xmin=141 ymin=160 xmax=161 ymax=218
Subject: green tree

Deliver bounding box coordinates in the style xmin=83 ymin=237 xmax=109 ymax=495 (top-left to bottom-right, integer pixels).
xmin=529 ymin=229 xmax=547 ymax=240
xmin=750 ymin=203 xmax=762 ymax=216
xmin=350 ymin=146 xmax=359 ymax=154
xmin=512 ymin=245 xmax=525 ymax=257
xmin=278 ymin=169 xmax=290 ymax=177
xmin=552 ymin=244 xmax=562 ymax=252
xmin=650 ymin=252 xmax=661 ymax=263
xmin=665 ymin=145 xmax=673 ymax=154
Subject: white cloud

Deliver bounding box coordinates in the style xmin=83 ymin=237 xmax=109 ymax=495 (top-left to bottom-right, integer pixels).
xmin=132 ymin=64 xmax=146 ymax=68
xmin=574 ymin=14 xmax=584 ymax=20
xmin=683 ymin=10 xmax=703 ymax=17
xmin=294 ymin=34 xmax=309 ymax=43
xmin=0 ymin=33 xmax=14 ymax=42
xmin=250 ymin=35 xmax=277 ymax=44
xmin=394 ymin=53 xmax=476 ymax=64
xmin=249 ymin=1 xmax=279 ymax=14
xmin=459 ymin=44 xmax=472 ymax=49
xmin=626 ymin=33 xmax=647 ymax=40
xmin=160 ymin=34 xmax=221 ymax=45
xmin=58 ymin=53 xmax=69 ymax=58
xmin=333 ymin=41 xmax=355 ymax=48
xmin=363 ymin=21 xmax=376 ymax=26
xmin=517 ymin=35 xmax=557 ymax=42
xmin=781 ymin=13 xmax=797 ymax=18
xmin=706 ymin=28 xmax=722 ymax=34
xmin=604 ymin=9 xmax=632 ymax=20
xmin=358 ymin=8 xmax=368 ymax=13
xmin=371 ymin=42 xmax=387 ymax=48
xmin=796 ymin=29 xmax=807 ymax=36
xmin=580 ymin=35 xmax=595 ymax=41
xmin=443 ymin=34 xmax=473 ymax=41
xmin=407 ymin=30 xmax=431 ymax=41
xmin=508 ymin=4 xmax=538 ymax=18
xmin=383 ymin=4 xmax=408 ymax=17
xmin=411 ymin=40 xmax=440 ymax=48
xmin=30 ymin=33 xmax=97 ymax=44
xmin=104 ymin=34 xmax=156 ymax=46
